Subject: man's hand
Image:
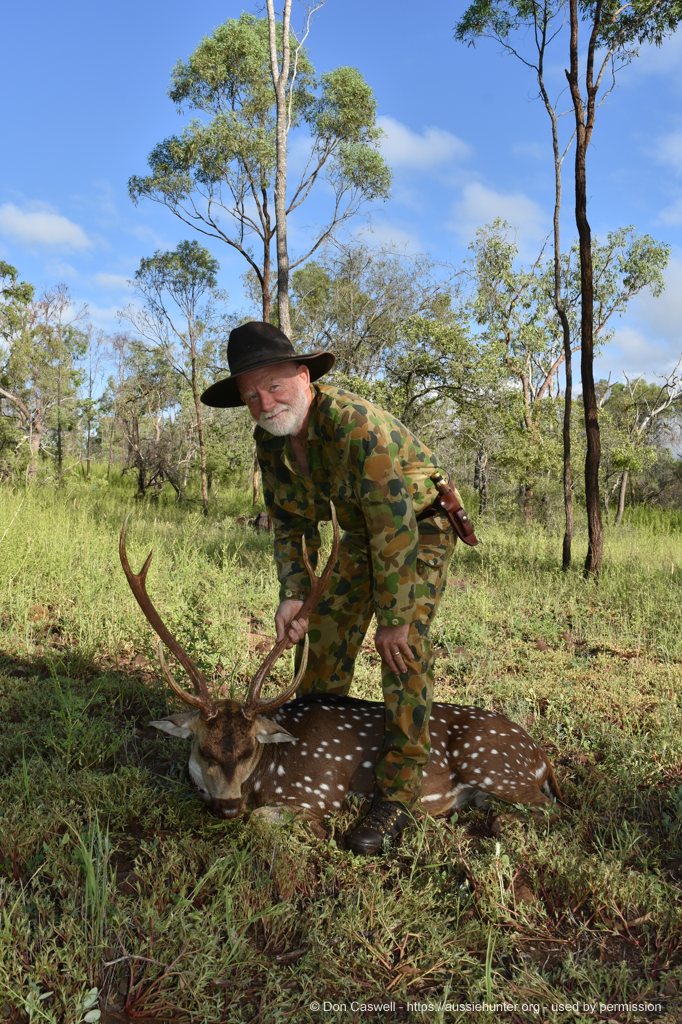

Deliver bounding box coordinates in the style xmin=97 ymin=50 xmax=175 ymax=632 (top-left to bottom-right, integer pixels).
xmin=275 ymin=599 xmax=309 ymax=649
xmin=375 ymin=624 xmax=415 ymax=676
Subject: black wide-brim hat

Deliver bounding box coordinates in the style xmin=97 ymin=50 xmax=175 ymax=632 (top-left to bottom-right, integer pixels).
xmin=200 ymin=321 xmax=335 ymax=408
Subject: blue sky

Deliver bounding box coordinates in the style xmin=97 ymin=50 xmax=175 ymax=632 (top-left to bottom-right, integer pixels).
xmin=2 ymin=1 xmax=682 ymax=383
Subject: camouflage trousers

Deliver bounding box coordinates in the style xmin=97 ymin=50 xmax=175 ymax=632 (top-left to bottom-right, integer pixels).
xmin=296 ymin=514 xmax=455 ymax=807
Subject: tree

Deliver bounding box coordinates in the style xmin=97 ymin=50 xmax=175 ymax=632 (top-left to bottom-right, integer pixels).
xmin=566 ymin=0 xmax=682 ymax=573
xmin=457 ymin=0 xmax=682 ymax=572
xmin=0 ymin=270 xmax=86 ymax=482
xmin=0 ymin=262 xmax=34 ymax=478
xmin=125 ymin=240 xmax=222 ymax=515
xmin=467 ymin=221 xmax=669 ymax=518
xmin=77 ymin=328 xmax=106 ymax=480
xmin=129 ymin=13 xmax=390 ymax=324
xmin=457 ymin=0 xmax=578 ymax=559
xmin=601 ymin=361 xmax=682 ymax=522
xmin=291 ymin=243 xmax=458 ymax=379
xmin=103 ymin=336 xmax=184 ymax=501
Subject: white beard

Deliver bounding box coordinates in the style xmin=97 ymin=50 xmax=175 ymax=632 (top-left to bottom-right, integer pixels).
xmin=258 ymin=386 xmax=310 ymax=436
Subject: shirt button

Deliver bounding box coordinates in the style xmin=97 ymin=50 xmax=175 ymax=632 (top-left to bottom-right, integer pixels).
xmin=391 ymin=617 xmax=400 ymax=625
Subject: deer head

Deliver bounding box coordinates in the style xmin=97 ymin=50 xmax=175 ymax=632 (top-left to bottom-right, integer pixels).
xmin=119 ymin=507 xmax=340 ymax=818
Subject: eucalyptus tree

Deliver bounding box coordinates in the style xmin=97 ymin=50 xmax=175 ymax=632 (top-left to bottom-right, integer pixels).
xmin=0 ymin=262 xmax=34 ymax=478
xmin=457 ymin=0 xmax=577 ymax=557
xmin=469 ymin=221 xmax=669 ymax=519
xmin=124 ymin=241 xmax=222 ymax=515
xmin=103 ymin=336 xmax=184 ymax=501
xmin=600 ymin=362 xmax=682 ymax=523
xmin=0 ymin=268 xmax=86 ymax=482
xmin=129 ymin=13 xmax=389 ymax=325
xmin=456 ymin=0 xmax=682 ymax=573
xmin=291 ymin=243 xmax=458 ymax=381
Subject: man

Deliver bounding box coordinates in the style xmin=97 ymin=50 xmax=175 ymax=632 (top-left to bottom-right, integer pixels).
xmin=201 ymin=321 xmax=460 ymax=855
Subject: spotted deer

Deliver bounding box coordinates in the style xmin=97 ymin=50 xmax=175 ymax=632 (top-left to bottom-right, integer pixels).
xmin=120 ymin=510 xmax=561 ymax=823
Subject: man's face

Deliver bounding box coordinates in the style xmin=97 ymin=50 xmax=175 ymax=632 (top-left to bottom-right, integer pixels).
xmin=238 ymin=362 xmax=312 ymax=436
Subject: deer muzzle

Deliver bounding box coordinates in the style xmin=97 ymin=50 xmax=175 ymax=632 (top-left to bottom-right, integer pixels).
xmin=210 ymin=797 xmax=242 ymax=819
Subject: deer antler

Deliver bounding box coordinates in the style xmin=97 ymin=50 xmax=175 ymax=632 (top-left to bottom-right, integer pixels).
xmin=243 ymin=503 xmax=340 ymax=718
xmin=119 ymin=519 xmax=218 ymax=720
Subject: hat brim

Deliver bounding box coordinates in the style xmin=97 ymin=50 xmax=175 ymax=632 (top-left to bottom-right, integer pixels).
xmin=200 ymin=351 xmax=335 ymax=408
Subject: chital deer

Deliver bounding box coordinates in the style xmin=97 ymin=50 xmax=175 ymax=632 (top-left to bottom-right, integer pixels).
xmin=120 ymin=510 xmax=561 ymax=823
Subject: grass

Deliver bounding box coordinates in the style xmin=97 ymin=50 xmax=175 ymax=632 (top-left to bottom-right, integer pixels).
xmin=0 ymin=479 xmax=680 ymax=1023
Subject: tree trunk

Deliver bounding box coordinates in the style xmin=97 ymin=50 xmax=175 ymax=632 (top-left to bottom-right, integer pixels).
xmin=561 ymin=342 xmax=569 ymax=569
xmin=252 ymin=450 xmax=262 ymax=508
xmin=542 ymin=70 xmax=574 ymax=570
xmin=522 ymin=482 xmax=534 ymax=523
xmin=262 ymin=246 xmax=272 ymax=323
xmin=26 ymin=422 xmax=42 ymax=483
xmin=474 ymin=448 xmax=489 ymax=516
xmin=191 ymin=352 xmax=210 ymax=516
xmin=267 ymin=0 xmax=292 ymax=337
xmin=615 ymin=469 xmax=629 ymax=525
xmin=568 ymin=0 xmax=603 ymax=576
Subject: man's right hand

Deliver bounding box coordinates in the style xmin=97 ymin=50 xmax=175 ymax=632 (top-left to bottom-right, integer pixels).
xmin=275 ymin=599 xmax=309 ymax=648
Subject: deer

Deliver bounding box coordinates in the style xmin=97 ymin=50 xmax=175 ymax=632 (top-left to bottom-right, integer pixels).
xmin=119 ymin=507 xmax=561 ymax=826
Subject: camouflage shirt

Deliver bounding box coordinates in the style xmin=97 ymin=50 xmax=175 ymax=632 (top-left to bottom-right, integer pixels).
xmin=255 ymin=384 xmax=446 ymax=627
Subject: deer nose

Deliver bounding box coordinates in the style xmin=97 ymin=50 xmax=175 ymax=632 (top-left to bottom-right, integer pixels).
xmin=211 ymin=798 xmax=241 ymax=819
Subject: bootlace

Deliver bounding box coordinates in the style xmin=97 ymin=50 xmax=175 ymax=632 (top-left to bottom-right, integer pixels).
xmin=365 ymin=800 xmax=408 ymax=829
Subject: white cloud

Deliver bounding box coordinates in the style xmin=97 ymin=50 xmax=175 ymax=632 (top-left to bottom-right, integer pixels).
xmin=86 ymin=301 xmax=125 ymax=332
xmin=602 ymin=258 xmax=682 ymax=379
xmin=658 ymin=196 xmax=682 ymax=225
xmin=0 ymin=202 xmax=92 ymax=250
xmin=377 ymin=115 xmax=472 ymax=170
xmin=605 ymin=325 xmax=679 ymax=380
xmin=127 ymin=223 xmax=170 ymax=248
xmin=654 ymin=130 xmax=682 ymax=171
xmin=354 ymin=221 xmax=422 ymax=255
xmin=631 ymin=256 xmax=682 ymax=338
xmin=450 ymin=181 xmax=548 ymax=253
xmin=45 ymin=260 xmax=80 ymax=280
xmin=512 ymin=141 xmax=548 ymax=162
xmin=94 ymin=272 xmax=132 ymax=290
xmin=625 ymin=29 xmax=682 ymax=83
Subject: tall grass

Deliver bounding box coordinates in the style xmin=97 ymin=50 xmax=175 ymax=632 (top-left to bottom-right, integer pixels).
xmin=0 ymin=481 xmax=680 ymax=1023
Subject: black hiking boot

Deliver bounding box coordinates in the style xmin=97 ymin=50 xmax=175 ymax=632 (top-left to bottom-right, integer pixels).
xmin=345 ymin=798 xmax=412 ymax=856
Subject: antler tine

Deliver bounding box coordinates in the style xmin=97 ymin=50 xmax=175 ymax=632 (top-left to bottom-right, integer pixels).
xmin=243 ymin=503 xmax=340 ymax=717
xmin=119 ymin=519 xmax=217 ymax=719
xmin=157 ymin=641 xmax=213 ymax=714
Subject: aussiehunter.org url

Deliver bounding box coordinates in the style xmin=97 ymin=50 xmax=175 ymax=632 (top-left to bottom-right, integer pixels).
xmin=308 ymin=1000 xmax=665 ymax=1015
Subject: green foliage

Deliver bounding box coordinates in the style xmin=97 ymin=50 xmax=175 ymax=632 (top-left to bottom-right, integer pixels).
xmin=169 ymin=14 xmax=315 ymax=120
xmin=136 ymin=240 xmax=219 ymax=299
xmin=456 ymin=0 xmax=682 ymax=55
xmin=129 ymin=14 xmax=389 ymax=314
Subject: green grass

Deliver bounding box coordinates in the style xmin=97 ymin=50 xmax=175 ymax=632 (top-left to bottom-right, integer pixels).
xmin=0 ymin=482 xmax=680 ymax=1023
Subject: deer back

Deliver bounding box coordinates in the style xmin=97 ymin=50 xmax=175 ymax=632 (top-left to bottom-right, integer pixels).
xmin=151 ymin=694 xmax=560 ymax=820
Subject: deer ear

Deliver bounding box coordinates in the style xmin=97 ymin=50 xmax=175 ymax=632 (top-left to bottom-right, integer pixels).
xmin=255 ymin=718 xmax=298 ymax=745
xmin=149 ymin=712 xmax=198 ymax=740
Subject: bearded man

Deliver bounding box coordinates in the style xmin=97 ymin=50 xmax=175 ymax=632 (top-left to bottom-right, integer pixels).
xmin=201 ymin=321 xmax=464 ymax=855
